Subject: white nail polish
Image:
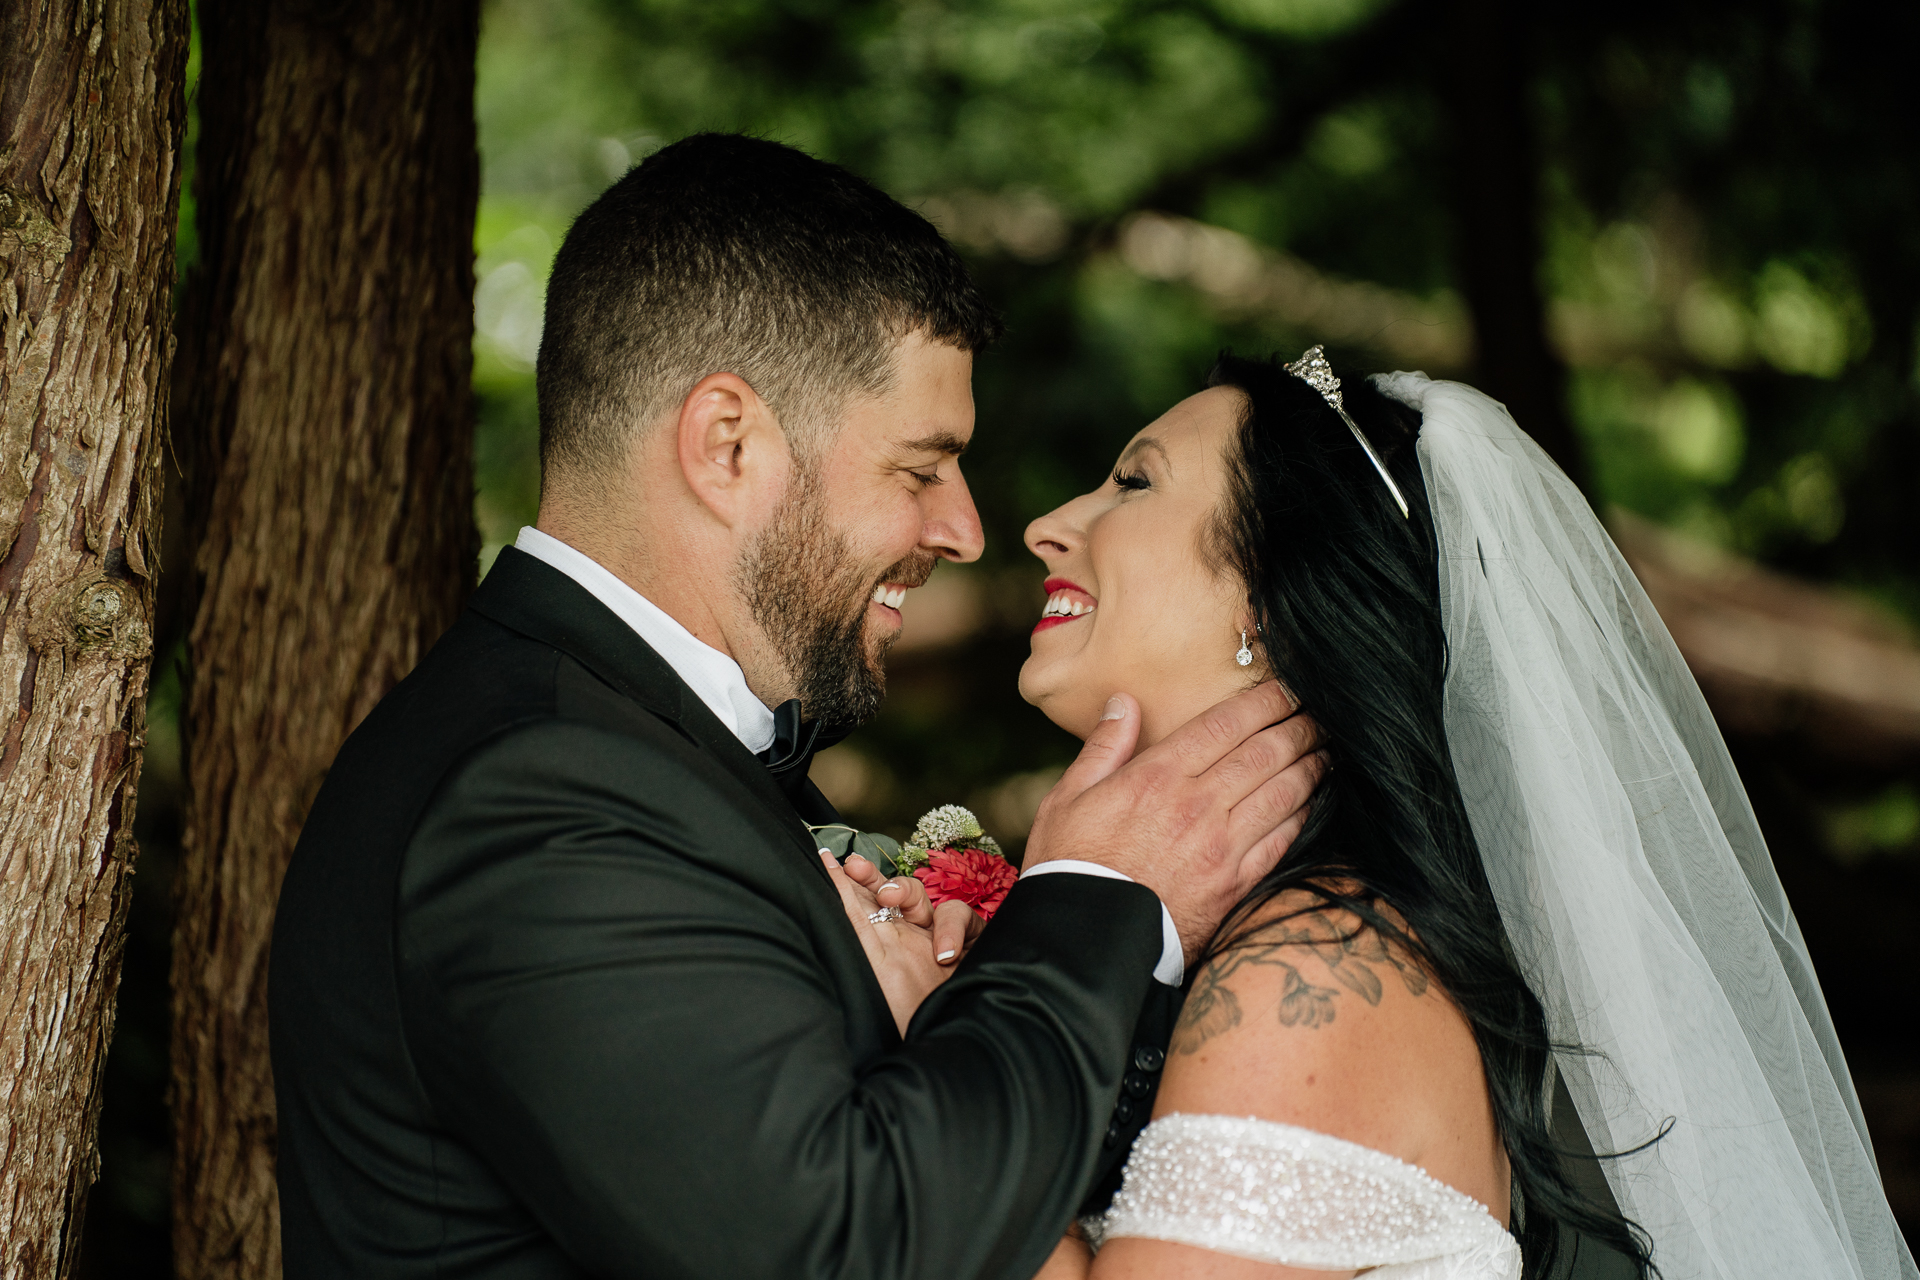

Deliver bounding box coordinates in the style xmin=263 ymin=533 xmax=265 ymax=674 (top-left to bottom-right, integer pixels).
xmin=1101 ymin=697 xmax=1125 ymax=721
xmin=936 ymin=950 xmax=957 ymax=962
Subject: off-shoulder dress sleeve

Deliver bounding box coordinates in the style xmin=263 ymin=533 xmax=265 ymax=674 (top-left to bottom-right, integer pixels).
xmin=1099 ymin=1113 xmax=1521 ymax=1279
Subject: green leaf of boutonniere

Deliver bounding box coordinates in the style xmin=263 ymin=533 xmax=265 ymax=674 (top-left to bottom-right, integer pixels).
xmin=808 ymin=824 xmax=907 ymax=879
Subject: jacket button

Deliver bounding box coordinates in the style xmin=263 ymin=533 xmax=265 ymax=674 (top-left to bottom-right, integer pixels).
xmin=1104 ymin=1122 xmax=1122 ymax=1149
xmin=1114 ymin=1096 xmax=1135 ymax=1125
xmin=1123 ymin=1071 xmax=1153 ymax=1097
xmin=1133 ymin=1045 xmax=1165 ymax=1073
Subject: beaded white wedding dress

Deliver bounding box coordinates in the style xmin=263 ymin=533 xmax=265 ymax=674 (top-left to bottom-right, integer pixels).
xmin=1098 ymin=1113 xmax=1519 ymax=1278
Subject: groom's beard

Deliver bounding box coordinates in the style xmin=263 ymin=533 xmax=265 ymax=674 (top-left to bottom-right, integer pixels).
xmin=737 ymin=468 xmax=934 ymax=727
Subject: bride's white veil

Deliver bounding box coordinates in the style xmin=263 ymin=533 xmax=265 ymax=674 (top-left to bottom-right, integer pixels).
xmin=1373 ymin=371 xmax=1916 ymax=1279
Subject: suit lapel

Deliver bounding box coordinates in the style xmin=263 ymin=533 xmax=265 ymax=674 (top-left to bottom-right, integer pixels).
xmin=470 ymin=549 xmax=897 ymax=1056
xmin=468 ymin=549 xmax=830 ymax=872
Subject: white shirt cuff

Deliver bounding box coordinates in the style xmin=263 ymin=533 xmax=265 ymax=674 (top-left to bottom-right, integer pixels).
xmin=1019 ymin=860 xmax=1184 ymax=987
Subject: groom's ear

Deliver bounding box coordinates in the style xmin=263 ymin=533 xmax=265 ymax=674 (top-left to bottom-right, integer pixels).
xmin=673 ymin=371 xmax=792 ymax=529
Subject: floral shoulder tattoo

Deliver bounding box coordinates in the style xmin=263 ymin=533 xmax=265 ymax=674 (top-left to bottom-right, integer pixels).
xmin=1172 ymin=908 xmax=1429 ymax=1055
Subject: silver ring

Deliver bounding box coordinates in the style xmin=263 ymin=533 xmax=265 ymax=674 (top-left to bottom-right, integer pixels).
xmin=868 ymin=906 xmax=904 ymax=925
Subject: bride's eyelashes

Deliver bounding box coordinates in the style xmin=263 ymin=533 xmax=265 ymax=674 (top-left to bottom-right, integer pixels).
xmin=1112 ymin=468 xmax=1151 ymax=492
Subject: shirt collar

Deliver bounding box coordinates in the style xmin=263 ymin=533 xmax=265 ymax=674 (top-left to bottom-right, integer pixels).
xmin=511 ymin=527 xmax=776 ymax=754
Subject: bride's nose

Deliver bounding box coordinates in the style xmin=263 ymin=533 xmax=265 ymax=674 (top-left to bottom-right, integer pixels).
xmin=1024 ymin=495 xmax=1091 ymax=561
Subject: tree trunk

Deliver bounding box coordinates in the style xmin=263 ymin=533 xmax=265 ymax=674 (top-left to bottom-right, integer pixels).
xmin=0 ymin=1 xmax=188 ymax=1275
xmin=169 ymin=1 xmax=480 ymax=1274
xmin=1442 ymin=0 xmax=1588 ymax=491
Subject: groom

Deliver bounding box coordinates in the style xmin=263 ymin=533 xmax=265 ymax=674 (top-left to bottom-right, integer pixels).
xmin=271 ymin=133 xmax=1322 ymax=1279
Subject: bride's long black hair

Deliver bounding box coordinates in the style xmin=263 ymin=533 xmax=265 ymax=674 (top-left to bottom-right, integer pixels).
xmin=1202 ymin=352 xmax=1656 ymax=1279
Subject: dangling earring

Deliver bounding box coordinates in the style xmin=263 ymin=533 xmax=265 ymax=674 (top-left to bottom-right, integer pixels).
xmin=1235 ymin=630 xmax=1254 ymax=667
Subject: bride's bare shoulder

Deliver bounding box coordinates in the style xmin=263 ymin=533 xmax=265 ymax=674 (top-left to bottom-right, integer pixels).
xmin=1156 ymin=886 xmax=1494 ymax=1176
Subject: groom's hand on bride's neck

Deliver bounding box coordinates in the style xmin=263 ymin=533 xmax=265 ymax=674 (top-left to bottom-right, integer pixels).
xmin=1024 ymin=683 xmax=1326 ymax=965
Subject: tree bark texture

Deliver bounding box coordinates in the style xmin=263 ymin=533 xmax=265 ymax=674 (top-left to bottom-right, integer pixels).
xmin=1442 ymin=0 xmax=1588 ymax=491
xmin=170 ymin=2 xmax=479 ymax=1275
xmin=0 ymin=1 xmax=188 ymax=1275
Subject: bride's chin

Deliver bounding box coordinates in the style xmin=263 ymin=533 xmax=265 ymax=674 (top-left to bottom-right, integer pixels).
xmin=1017 ymin=660 xmax=1089 ymax=739
xmin=1015 ymin=657 xmax=1047 ymax=713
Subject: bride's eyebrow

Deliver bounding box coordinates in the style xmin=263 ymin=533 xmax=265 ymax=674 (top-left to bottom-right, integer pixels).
xmin=1116 ymin=436 xmax=1171 ymax=472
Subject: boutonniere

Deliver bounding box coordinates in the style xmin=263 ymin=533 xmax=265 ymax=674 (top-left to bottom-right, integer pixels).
xmin=811 ymin=804 xmax=1019 ymax=921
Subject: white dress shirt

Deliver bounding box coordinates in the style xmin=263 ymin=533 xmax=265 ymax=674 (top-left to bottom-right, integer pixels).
xmin=513 ymin=526 xmax=1182 ymax=986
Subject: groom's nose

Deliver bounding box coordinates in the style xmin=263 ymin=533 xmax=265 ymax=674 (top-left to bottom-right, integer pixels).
xmin=921 ymin=468 xmax=984 ymax=563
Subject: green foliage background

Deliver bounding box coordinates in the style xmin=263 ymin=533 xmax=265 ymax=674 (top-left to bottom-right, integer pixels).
xmin=468 ymin=0 xmax=1920 ymax=841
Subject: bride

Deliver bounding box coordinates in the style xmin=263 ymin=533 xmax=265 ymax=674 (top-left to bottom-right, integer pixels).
xmin=839 ymin=348 xmax=1914 ymax=1279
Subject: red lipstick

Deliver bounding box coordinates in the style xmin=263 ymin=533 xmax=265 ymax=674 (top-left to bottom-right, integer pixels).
xmin=1033 ymin=577 xmax=1098 ymax=635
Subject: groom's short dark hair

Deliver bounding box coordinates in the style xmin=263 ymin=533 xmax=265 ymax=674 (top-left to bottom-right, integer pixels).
xmin=537 ymin=133 xmax=1001 ymax=482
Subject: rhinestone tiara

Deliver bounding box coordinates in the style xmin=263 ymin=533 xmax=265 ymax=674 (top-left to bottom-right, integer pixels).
xmin=1284 ymin=345 xmax=1410 ymax=519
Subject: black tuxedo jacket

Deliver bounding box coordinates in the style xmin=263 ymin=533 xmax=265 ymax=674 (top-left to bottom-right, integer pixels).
xmin=270 ymin=548 xmax=1172 ymax=1280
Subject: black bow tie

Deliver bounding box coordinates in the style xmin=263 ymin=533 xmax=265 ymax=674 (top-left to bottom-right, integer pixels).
xmin=755 ymin=700 xmax=853 ymax=808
